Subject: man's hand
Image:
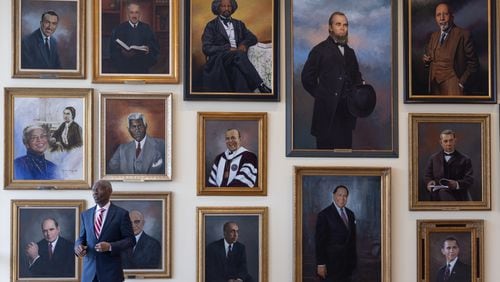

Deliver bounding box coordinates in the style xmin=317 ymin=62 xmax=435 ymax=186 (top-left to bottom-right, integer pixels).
xmin=25 ymin=242 xmax=39 ymax=260
xmin=422 ymin=54 xmax=432 ymax=66
xmin=317 ymin=265 xmax=327 ymax=279
xmin=95 ymin=242 xmax=111 ymax=252
xmin=447 ymin=180 xmax=458 ymax=189
xmin=121 ymin=49 xmax=137 ymax=58
xmin=426 ymin=180 xmax=436 ymax=192
xmin=237 ymin=45 xmax=247 ymax=52
xmin=74 ymin=244 xmax=87 ymax=257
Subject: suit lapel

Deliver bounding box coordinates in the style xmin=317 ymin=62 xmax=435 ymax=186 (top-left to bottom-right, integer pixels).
xmin=100 ymin=204 xmax=116 ymax=237
xmin=216 ymin=20 xmax=230 ymax=43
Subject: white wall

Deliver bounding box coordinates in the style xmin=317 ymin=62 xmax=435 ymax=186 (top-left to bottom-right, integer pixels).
xmin=0 ymin=1 xmax=498 ymax=281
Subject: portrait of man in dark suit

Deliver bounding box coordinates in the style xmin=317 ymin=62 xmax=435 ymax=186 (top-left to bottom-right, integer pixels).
xmin=121 ymin=210 xmax=161 ymax=269
xmin=434 ymin=237 xmax=471 ymax=282
xmin=74 ymin=180 xmax=136 ymax=282
xmin=107 ymin=112 xmax=166 ymax=175
xmin=205 ymin=221 xmax=252 ymax=282
xmin=424 ymin=129 xmax=473 ymax=201
xmin=315 ymin=185 xmax=357 ymax=282
xmin=21 ymin=10 xmax=61 ymax=69
xmin=22 ymin=218 xmax=75 ymax=278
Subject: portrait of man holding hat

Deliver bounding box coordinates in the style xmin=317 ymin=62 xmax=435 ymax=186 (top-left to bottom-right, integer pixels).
xmin=302 ymin=11 xmax=376 ymax=150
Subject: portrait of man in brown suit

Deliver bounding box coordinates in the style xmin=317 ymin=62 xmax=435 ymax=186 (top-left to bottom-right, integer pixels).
xmin=422 ymin=2 xmax=479 ymax=95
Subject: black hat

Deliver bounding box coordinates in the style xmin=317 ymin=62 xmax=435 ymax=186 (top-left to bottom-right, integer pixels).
xmin=347 ymin=84 xmax=376 ymax=118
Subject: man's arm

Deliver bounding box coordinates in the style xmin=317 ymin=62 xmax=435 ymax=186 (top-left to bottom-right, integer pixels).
xmin=235 ymin=21 xmax=257 ymax=50
xmin=236 ymin=244 xmax=251 ymax=282
xmin=423 ymin=155 xmax=437 ymax=191
xmin=454 ymin=156 xmax=473 ymax=190
xmin=109 ymin=209 xmax=136 ymax=255
xmin=202 ymin=21 xmax=231 ymax=57
xmin=74 ymin=213 xmax=88 ymax=257
xmin=301 ymin=47 xmax=321 ymax=97
xmin=315 ymin=211 xmax=329 ymax=278
xmin=107 ymin=146 xmax=122 ymax=174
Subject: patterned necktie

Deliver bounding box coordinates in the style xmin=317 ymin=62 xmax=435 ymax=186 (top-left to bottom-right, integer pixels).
xmin=444 ymin=263 xmax=451 ymax=280
xmin=48 ymin=242 xmax=53 ymax=260
xmin=136 ymin=142 xmax=141 ymax=158
xmin=227 ymin=244 xmax=233 ymax=258
xmin=94 ymin=208 xmax=105 ymax=238
xmin=340 ymin=208 xmax=349 ymax=227
xmin=439 ymin=32 xmax=446 ymax=45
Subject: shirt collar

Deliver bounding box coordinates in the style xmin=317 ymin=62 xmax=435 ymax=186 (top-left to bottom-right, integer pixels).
xmin=135 ymin=136 xmax=147 ymax=148
xmin=96 ymin=201 xmax=111 ymax=211
xmin=39 ymin=29 xmax=50 ymax=40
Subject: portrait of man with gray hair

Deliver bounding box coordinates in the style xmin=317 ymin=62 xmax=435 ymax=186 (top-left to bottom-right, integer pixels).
xmin=107 ymin=112 xmax=165 ymax=174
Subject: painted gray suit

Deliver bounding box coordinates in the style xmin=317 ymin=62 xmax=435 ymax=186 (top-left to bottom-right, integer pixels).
xmin=107 ymin=135 xmax=165 ymax=174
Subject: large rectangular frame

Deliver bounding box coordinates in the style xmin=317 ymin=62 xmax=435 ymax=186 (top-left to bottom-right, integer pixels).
xmin=92 ymin=0 xmax=179 ymax=83
xmin=197 ymin=112 xmax=267 ymax=195
xmin=409 ymin=113 xmax=491 ymax=210
xmin=13 ymin=0 xmax=86 ymax=78
xmin=403 ymin=0 xmax=497 ymax=103
xmin=111 ymin=192 xmax=172 ymax=279
xmin=100 ymin=92 xmax=172 ymax=181
xmin=285 ymin=0 xmax=398 ymax=157
xmin=295 ymin=166 xmax=391 ymax=281
xmin=184 ymin=0 xmax=279 ymax=101
xmin=197 ymin=206 xmax=268 ymax=282
xmin=4 ymin=88 xmax=93 ymax=189
xmin=11 ymin=199 xmax=86 ymax=282
xmin=417 ymin=220 xmax=484 ymax=282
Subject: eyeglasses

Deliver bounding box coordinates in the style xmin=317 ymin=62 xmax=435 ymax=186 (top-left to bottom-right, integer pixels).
xmin=29 ymin=134 xmax=48 ymax=142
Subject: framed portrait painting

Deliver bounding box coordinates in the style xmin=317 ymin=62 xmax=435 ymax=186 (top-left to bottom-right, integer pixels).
xmin=111 ymin=192 xmax=172 ymax=278
xmin=92 ymin=0 xmax=179 ymax=83
xmin=11 ymin=199 xmax=85 ymax=282
xmin=197 ymin=112 xmax=267 ymax=196
xmin=13 ymin=0 xmax=86 ymax=78
xmin=197 ymin=207 xmax=268 ymax=282
xmin=4 ymin=88 xmax=93 ymax=190
xmin=295 ymin=166 xmax=391 ymax=282
xmin=404 ymin=0 xmax=496 ymax=103
xmin=285 ymin=0 xmax=398 ymax=157
xmin=417 ymin=220 xmax=483 ymax=282
xmin=100 ymin=92 xmax=172 ymax=181
xmin=409 ymin=113 xmax=491 ymax=210
xmin=184 ymin=0 xmax=279 ymax=101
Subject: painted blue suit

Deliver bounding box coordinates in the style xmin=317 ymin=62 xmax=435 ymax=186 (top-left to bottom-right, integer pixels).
xmin=75 ymin=203 xmax=135 ymax=282
xmin=21 ymin=29 xmax=61 ymax=69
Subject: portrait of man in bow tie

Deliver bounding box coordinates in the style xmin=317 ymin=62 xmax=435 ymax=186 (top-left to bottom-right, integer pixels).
xmin=423 ymin=129 xmax=474 ymax=201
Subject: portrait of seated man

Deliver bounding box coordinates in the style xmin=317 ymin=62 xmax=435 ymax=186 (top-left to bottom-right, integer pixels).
xmin=22 ymin=217 xmax=75 ymax=278
xmin=121 ymin=210 xmax=161 ymax=269
xmin=424 ymin=129 xmax=473 ymax=201
xmin=107 ymin=112 xmax=165 ymax=174
xmin=201 ymin=0 xmax=271 ymax=93
xmin=207 ymin=128 xmax=258 ymax=187
xmin=21 ymin=10 xmax=61 ymax=69
xmin=14 ymin=125 xmax=60 ymax=180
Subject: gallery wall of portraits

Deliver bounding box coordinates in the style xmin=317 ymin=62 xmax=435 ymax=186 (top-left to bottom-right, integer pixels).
xmin=0 ymin=0 xmax=499 ymax=282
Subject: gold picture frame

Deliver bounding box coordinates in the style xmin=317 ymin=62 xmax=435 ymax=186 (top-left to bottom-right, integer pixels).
xmin=197 ymin=206 xmax=268 ymax=282
xmin=4 ymin=88 xmax=93 ymax=189
xmin=13 ymin=0 xmax=86 ymax=78
xmin=111 ymin=192 xmax=172 ymax=278
xmin=197 ymin=112 xmax=267 ymax=195
xmin=294 ymin=166 xmax=391 ymax=281
xmin=92 ymin=0 xmax=179 ymax=83
xmin=417 ymin=220 xmax=484 ymax=282
xmin=409 ymin=113 xmax=491 ymax=210
xmin=11 ymin=199 xmax=86 ymax=282
xmin=100 ymin=92 xmax=172 ymax=181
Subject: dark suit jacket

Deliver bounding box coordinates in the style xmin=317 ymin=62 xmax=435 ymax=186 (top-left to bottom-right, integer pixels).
xmin=25 ymin=236 xmax=75 ymax=277
xmin=301 ymin=36 xmax=363 ymax=138
xmin=424 ymin=150 xmax=473 ymax=201
xmin=121 ymin=232 xmax=161 ymax=269
xmin=201 ymin=17 xmax=258 ymax=92
xmin=107 ymin=135 xmax=166 ymax=174
xmin=315 ymin=203 xmax=357 ymax=280
xmin=52 ymin=121 xmax=83 ymax=151
xmin=205 ymin=239 xmax=252 ymax=282
xmin=109 ymin=21 xmax=159 ymax=73
xmin=75 ymin=203 xmax=135 ymax=282
xmin=435 ymin=259 xmax=470 ymax=282
xmin=426 ymin=24 xmax=479 ymax=91
xmin=21 ymin=29 xmax=61 ymax=69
